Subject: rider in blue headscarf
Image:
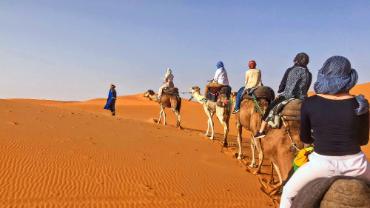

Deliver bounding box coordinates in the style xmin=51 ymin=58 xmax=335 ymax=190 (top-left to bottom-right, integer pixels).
xmin=104 ymin=84 xmax=117 ymax=116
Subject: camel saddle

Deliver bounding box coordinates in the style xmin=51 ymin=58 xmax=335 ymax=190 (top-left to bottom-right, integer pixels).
xmin=281 ymin=99 xmax=302 ymax=121
xmin=242 ymin=86 xmax=275 ymax=103
xmin=162 ymin=87 xmax=179 ymax=96
xmin=292 ymin=176 xmax=370 ymax=208
xmin=206 ymin=85 xmax=232 ymax=102
xmin=267 ymin=99 xmax=302 ymax=128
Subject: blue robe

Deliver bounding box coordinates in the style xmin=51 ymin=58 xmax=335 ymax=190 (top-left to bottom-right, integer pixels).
xmin=104 ymin=89 xmax=116 ymax=111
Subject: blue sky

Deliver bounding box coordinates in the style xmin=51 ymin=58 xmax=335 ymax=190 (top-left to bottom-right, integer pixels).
xmin=1 ymin=0 xmax=369 ymax=100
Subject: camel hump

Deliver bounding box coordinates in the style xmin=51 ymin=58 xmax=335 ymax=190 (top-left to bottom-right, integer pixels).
xmin=321 ymin=178 xmax=370 ymax=208
xmin=281 ymin=99 xmax=302 ymax=120
xmin=292 ymin=177 xmax=370 ymax=208
xmin=162 ymin=87 xmax=179 ymax=96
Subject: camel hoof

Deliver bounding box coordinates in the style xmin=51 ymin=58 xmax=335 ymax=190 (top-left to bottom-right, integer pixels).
xmin=237 ymin=155 xmax=242 ymax=160
xmin=252 ymin=169 xmax=260 ymax=175
xmin=223 ymin=142 xmax=228 ymax=147
xmin=248 ymin=163 xmax=257 ymax=168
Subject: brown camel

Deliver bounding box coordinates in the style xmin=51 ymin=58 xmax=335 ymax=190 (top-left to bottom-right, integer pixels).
xmin=256 ymin=99 xmax=304 ymax=197
xmin=235 ymin=87 xmax=274 ymax=170
xmin=190 ymin=86 xmax=231 ymax=146
xmin=144 ymin=89 xmax=182 ymax=128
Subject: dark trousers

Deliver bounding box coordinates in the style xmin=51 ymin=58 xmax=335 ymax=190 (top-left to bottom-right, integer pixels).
xmin=262 ymin=95 xmax=286 ymax=120
xmin=110 ymin=100 xmax=116 ymax=115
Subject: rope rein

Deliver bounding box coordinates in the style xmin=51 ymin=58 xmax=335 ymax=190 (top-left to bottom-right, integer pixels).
xmin=281 ymin=117 xmax=301 ymax=152
xmin=252 ymin=94 xmax=264 ymax=115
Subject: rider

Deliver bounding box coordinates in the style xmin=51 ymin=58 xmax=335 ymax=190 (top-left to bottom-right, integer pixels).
xmin=204 ymin=61 xmax=230 ymax=97
xmin=158 ymin=68 xmax=174 ymax=99
xmin=232 ymin=60 xmax=262 ymax=114
xmin=254 ymin=52 xmax=312 ymax=139
xmin=280 ymin=56 xmax=370 ymax=208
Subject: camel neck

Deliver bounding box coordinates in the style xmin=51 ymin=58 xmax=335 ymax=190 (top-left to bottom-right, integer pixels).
xmin=193 ymin=92 xmax=207 ymax=103
xmin=150 ymin=94 xmax=159 ymax=102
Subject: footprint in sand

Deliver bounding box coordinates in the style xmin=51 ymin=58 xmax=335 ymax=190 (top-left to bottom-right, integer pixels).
xmin=7 ymin=121 xmax=19 ymax=126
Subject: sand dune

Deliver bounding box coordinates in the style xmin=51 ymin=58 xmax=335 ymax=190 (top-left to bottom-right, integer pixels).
xmin=0 ymin=99 xmax=269 ymax=207
xmin=1 ymin=83 xmax=369 ymax=207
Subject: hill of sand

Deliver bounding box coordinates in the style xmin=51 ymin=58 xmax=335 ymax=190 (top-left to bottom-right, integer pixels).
xmin=1 ymin=82 xmax=369 ymax=207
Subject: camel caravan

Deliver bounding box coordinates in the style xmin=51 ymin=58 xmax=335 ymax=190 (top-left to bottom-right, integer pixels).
xmin=143 ymin=55 xmax=370 ymax=208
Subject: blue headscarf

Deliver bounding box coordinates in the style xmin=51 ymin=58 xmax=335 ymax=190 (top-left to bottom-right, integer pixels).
xmin=314 ymin=56 xmax=358 ymax=95
xmin=216 ymin=61 xmax=224 ymax=69
xmin=314 ymin=56 xmax=368 ymax=115
xmin=355 ymin=95 xmax=369 ymax=115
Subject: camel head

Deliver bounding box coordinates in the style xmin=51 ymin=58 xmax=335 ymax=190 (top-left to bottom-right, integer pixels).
xmin=231 ymin=91 xmax=237 ymax=99
xmin=190 ymin=86 xmax=201 ymax=94
xmin=188 ymin=86 xmax=201 ymax=101
xmin=144 ymin=89 xmax=155 ymax=98
xmin=188 ymin=86 xmax=208 ymax=103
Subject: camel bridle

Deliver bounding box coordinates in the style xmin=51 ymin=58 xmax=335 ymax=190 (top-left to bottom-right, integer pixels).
xmin=251 ymin=94 xmax=265 ymax=115
xmin=281 ymin=117 xmax=301 ymax=153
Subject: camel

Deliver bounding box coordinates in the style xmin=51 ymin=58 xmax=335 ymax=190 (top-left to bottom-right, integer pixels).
xmin=143 ymin=89 xmax=182 ymax=128
xmin=190 ymin=86 xmax=231 ymax=147
xmin=235 ymin=90 xmax=271 ymax=169
xmin=255 ymin=99 xmax=304 ymax=197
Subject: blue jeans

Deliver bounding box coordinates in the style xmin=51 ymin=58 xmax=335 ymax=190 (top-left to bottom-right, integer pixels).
xmin=234 ymin=87 xmax=245 ymax=111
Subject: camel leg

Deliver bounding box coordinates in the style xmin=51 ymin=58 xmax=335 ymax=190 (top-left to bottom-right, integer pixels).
xmin=249 ymin=137 xmax=257 ymax=168
xmin=210 ymin=118 xmax=215 ymax=140
xmin=163 ymin=110 xmax=167 ymax=125
xmin=259 ymin=162 xmax=283 ymax=196
xmin=204 ymin=106 xmax=212 ymax=137
xmin=254 ymin=138 xmax=264 ymax=174
xmin=265 ymin=162 xmax=283 ymax=196
xmin=158 ymin=106 xmax=163 ymax=124
xmin=175 ymin=110 xmax=181 ymax=128
xmin=205 ymin=118 xmax=211 ymax=137
xmin=221 ymin=121 xmax=229 ymax=147
xmin=269 ymin=162 xmax=275 ymax=184
xmin=215 ymin=109 xmax=228 ymax=145
xmin=236 ymin=121 xmax=243 ymax=160
xmin=273 ymin=162 xmax=283 ymax=186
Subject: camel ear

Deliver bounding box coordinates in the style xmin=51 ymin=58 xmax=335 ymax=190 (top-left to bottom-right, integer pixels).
xmin=191 ymin=86 xmax=200 ymax=91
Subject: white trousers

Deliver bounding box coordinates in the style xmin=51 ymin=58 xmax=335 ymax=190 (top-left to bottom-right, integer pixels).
xmin=280 ymin=152 xmax=370 ymax=208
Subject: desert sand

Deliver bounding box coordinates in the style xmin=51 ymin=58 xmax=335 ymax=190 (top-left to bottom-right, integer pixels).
xmin=0 ymin=83 xmax=369 ymax=207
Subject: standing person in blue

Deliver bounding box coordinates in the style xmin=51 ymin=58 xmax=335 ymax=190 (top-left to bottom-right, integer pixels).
xmin=104 ymin=84 xmax=117 ymax=116
xmin=233 ymin=60 xmax=262 ymax=114
xmin=254 ymin=52 xmax=312 ymax=138
xmin=280 ymin=56 xmax=370 ymax=208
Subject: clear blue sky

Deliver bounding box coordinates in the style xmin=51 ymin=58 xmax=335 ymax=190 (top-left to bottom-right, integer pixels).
xmin=1 ymin=0 xmax=369 ymax=100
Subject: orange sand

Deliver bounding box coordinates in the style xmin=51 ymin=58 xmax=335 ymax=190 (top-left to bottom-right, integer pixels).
xmin=0 ymin=83 xmax=369 ymax=207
